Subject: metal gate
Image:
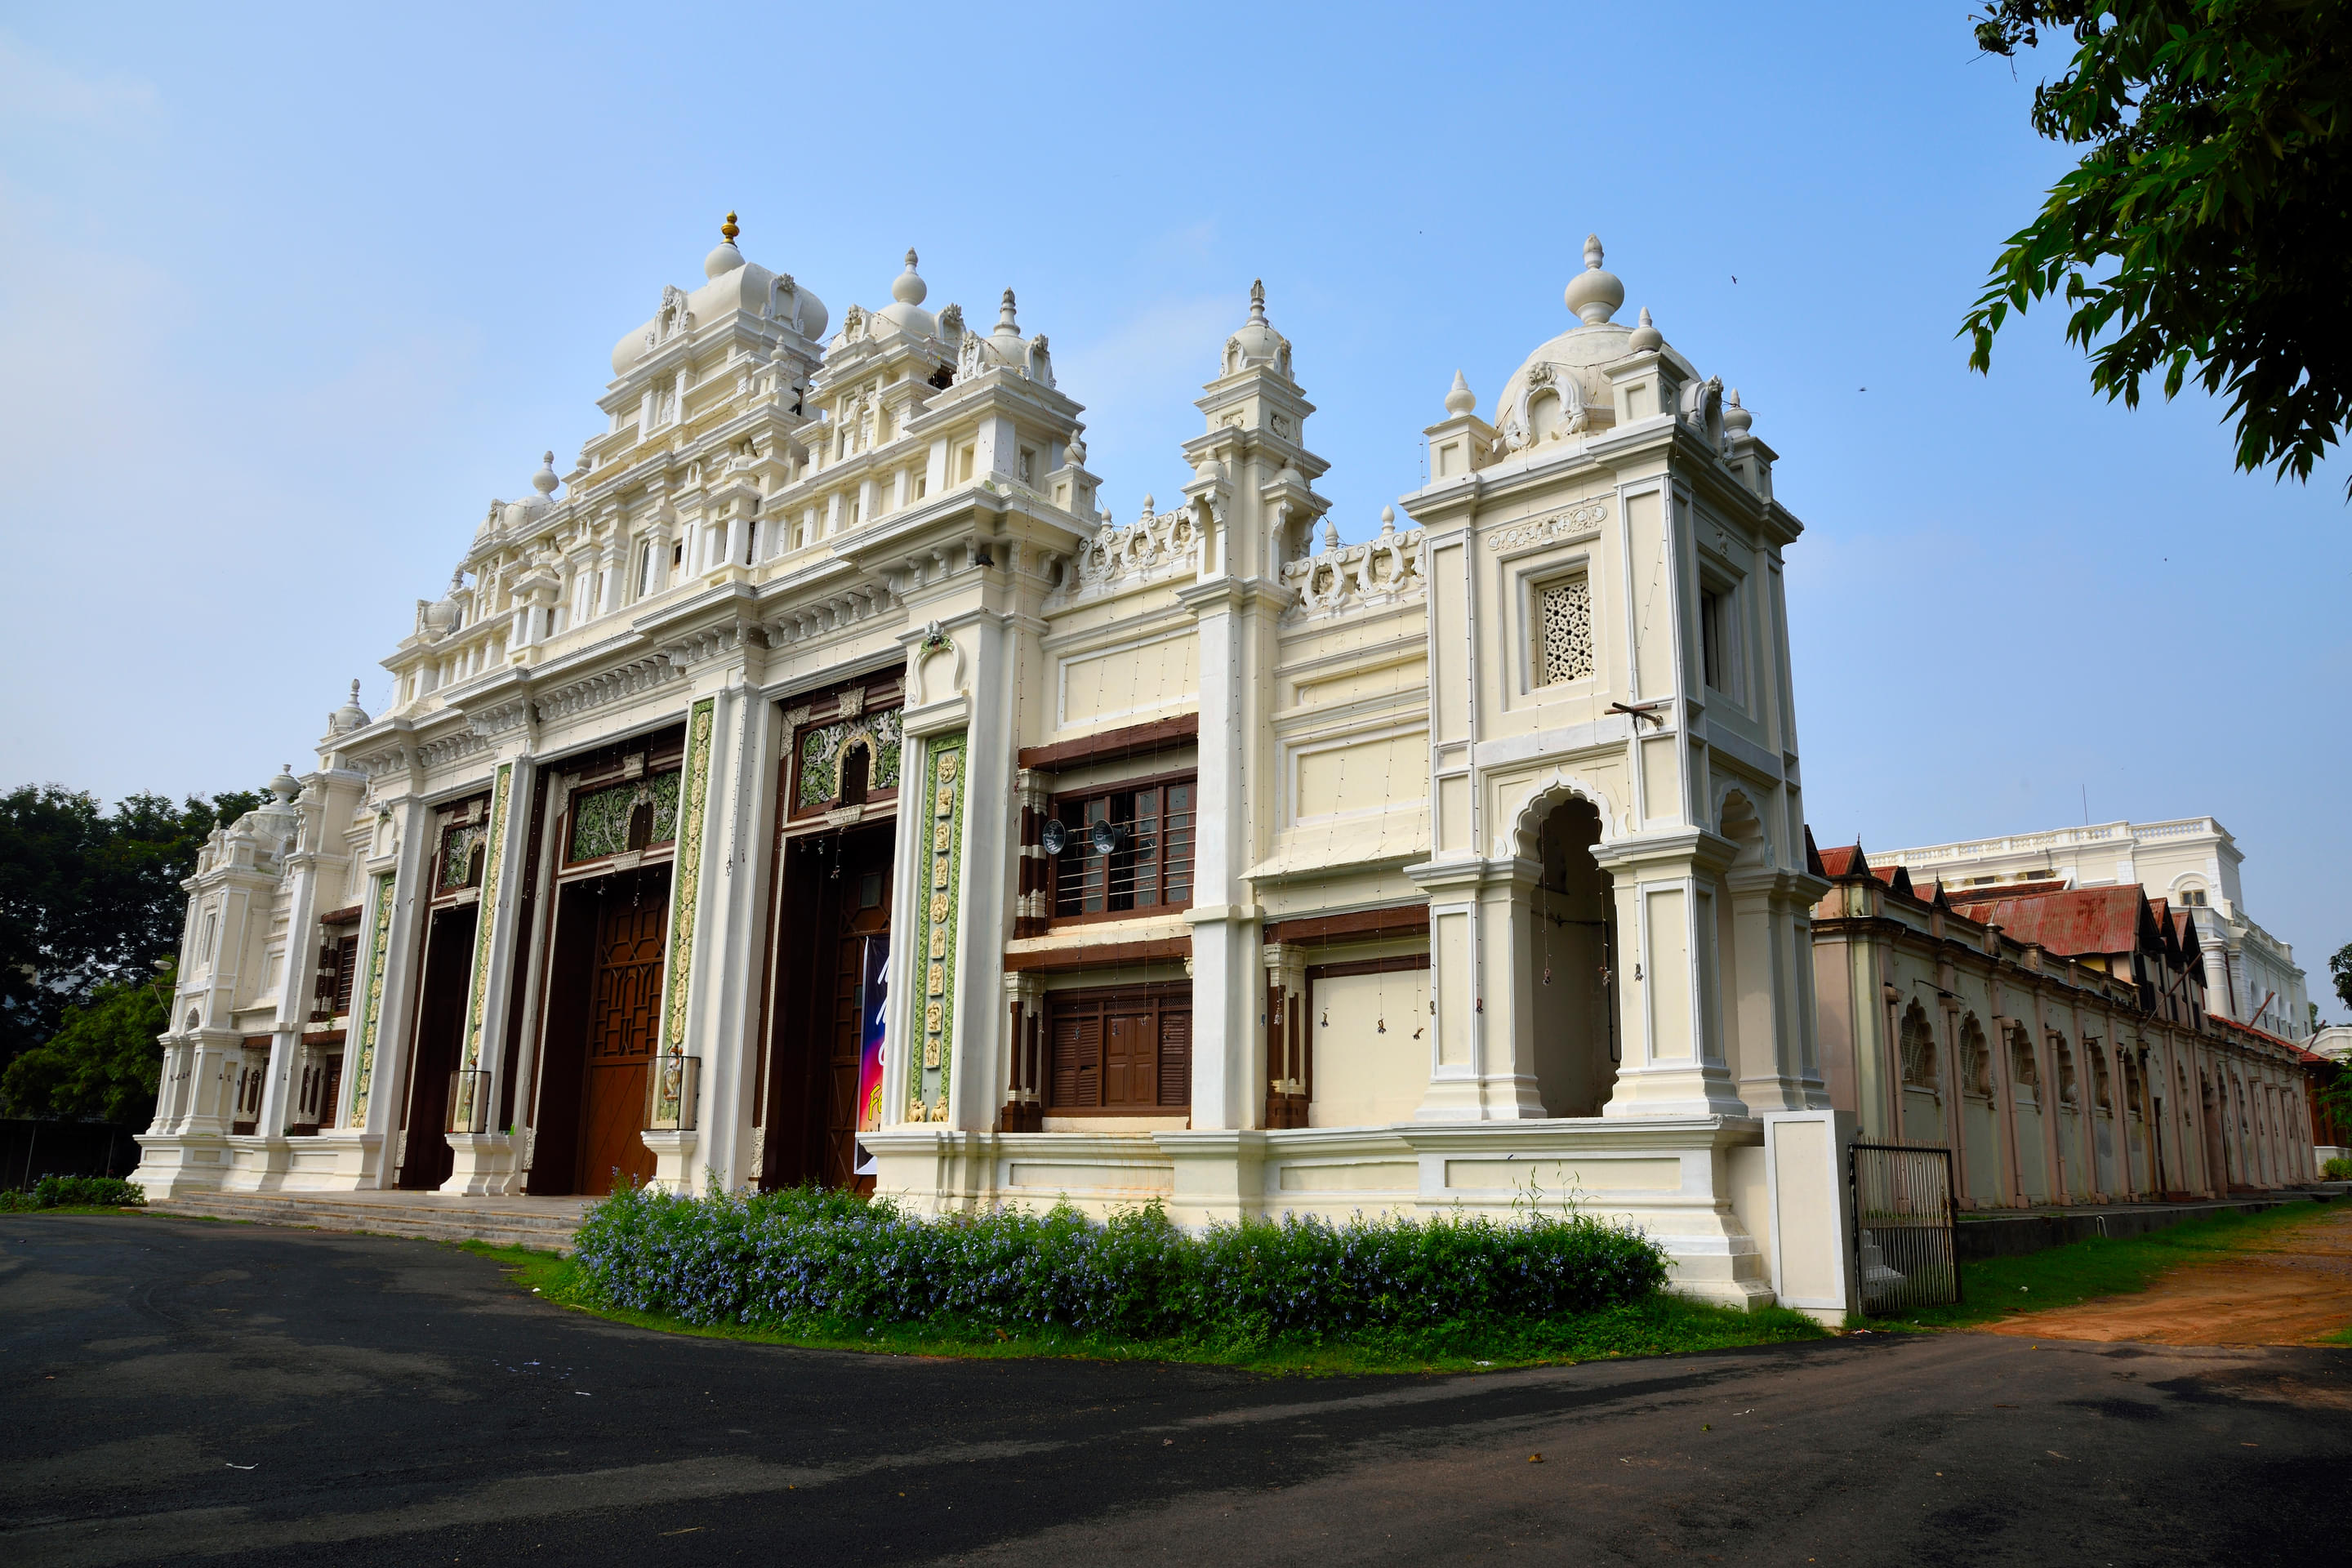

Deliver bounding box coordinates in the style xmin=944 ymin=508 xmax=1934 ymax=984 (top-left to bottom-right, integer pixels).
xmin=1849 ymin=1143 xmax=1959 ymax=1314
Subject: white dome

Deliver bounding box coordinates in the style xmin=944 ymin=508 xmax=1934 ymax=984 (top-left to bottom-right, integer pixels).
xmin=1218 ymin=280 xmax=1293 ymax=381
xmin=612 ymin=217 xmax=830 ymax=376
xmin=612 ymin=323 xmax=652 ymax=376
xmin=1490 ymin=240 xmax=1696 ymax=450
xmin=330 ymin=679 xmax=371 ymax=733
xmin=875 ymin=249 xmax=938 ymax=339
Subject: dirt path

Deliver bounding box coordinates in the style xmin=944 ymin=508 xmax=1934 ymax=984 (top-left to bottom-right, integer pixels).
xmin=1983 ymin=1200 xmax=2352 ymax=1346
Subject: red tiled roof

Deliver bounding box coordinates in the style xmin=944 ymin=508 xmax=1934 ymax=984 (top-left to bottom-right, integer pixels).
xmin=1869 ymin=864 xmax=1917 ymax=898
xmin=1818 ymin=843 xmax=1869 ymax=879
xmin=1949 ymin=885 xmax=2147 ymax=958
xmin=1931 ymin=879 xmax=2069 ymax=902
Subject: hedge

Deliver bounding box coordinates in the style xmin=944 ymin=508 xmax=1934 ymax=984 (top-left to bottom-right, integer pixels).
xmin=0 ymin=1175 xmax=146 ymax=1211
xmin=572 ymin=1184 xmax=1668 ymax=1348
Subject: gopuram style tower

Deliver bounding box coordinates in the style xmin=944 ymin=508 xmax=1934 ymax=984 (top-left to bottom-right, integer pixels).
xmin=135 ymin=220 xmax=1856 ymax=1318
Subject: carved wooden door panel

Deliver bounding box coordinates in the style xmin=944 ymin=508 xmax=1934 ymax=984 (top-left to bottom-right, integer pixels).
xmin=577 ymin=887 xmax=666 ymax=1196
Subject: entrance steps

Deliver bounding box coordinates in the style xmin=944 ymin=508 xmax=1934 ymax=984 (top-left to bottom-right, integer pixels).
xmin=149 ymin=1189 xmax=592 ymax=1254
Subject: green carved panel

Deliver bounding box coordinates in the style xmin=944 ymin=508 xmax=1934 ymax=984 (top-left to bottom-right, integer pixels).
xmin=458 ymin=764 xmax=512 ymax=1072
xmin=662 ymin=700 xmax=717 ymax=1055
xmin=345 ymin=871 xmax=395 ymax=1125
xmin=795 ymin=707 xmax=903 ymax=808
xmin=568 ymin=768 xmax=682 ymax=862
xmin=436 ymin=822 xmax=484 ymax=891
xmin=908 ymin=730 xmax=966 ymax=1123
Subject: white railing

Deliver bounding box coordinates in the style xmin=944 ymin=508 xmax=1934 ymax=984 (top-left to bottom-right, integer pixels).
xmin=1881 ymin=817 xmax=2222 ymax=866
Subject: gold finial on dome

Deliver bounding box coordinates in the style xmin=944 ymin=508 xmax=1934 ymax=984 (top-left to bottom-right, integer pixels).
xmin=721 ymin=211 xmax=740 ymax=243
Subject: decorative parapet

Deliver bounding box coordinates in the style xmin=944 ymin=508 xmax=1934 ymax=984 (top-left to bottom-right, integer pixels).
xmin=1280 ymin=510 xmax=1427 ymax=620
xmin=352 ymin=746 xmax=412 ymax=783
xmin=661 ymin=621 xmax=768 ymax=670
xmin=765 ymin=579 xmax=904 ymax=647
xmin=467 ymin=700 xmax=532 ymax=742
xmin=1483 ymin=501 xmax=1609 ymax=556
xmin=534 ymin=655 xmax=681 ymax=724
xmin=416 ymin=731 xmax=488 ymax=772
xmin=1061 ymin=499 xmax=1200 ymax=599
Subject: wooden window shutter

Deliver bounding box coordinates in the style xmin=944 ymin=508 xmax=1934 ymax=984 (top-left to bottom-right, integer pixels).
xmin=1051 ymin=1012 xmax=1098 ymax=1108
xmin=332 ymin=935 xmax=359 ymax=1014
xmin=1156 ymin=1006 xmax=1191 ymax=1107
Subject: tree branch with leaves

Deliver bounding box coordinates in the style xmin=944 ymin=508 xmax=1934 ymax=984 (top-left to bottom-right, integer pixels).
xmin=1967 ymin=2 xmax=2352 ymax=494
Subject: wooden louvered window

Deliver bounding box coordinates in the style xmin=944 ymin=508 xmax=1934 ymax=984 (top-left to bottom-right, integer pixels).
xmin=1046 ymin=986 xmax=1191 ymax=1112
xmin=1049 ymin=776 xmax=1196 ymax=921
xmin=332 ymin=935 xmax=359 ymax=1015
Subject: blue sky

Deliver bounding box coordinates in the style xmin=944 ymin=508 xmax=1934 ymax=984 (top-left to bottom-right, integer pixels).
xmin=2 ymin=4 xmax=2344 ymax=1000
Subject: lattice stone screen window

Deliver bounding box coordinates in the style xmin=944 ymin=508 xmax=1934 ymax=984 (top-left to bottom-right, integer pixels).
xmin=1535 ymin=575 xmax=1594 ymax=686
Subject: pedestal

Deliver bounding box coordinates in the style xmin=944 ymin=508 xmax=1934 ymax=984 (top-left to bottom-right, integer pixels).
xmin=441 ymin=1132 xmax=522 ymax=1196
xmin=640 ymin=1130 xmax=702 ymax=1195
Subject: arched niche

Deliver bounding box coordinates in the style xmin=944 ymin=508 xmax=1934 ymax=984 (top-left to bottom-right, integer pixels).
xmin=1525 ymin=791 xmax=1618 ymax=1118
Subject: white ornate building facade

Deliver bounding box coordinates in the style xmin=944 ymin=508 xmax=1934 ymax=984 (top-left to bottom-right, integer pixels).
xmin=134 ymin=218 xmax=2073 ymax=1318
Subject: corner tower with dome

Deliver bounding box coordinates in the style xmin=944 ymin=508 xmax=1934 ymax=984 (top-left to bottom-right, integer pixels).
xmin=135 ymin=222 xmax=1862 ymax=1319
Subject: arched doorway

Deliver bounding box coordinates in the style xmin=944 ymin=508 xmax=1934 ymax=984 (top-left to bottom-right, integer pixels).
xmin=1526 ymin=794 xmax=1616 ymax=1117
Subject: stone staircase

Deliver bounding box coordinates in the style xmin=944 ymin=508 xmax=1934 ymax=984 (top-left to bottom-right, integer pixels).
xmin=149 ymin=1190 xmax=592 ymax=1253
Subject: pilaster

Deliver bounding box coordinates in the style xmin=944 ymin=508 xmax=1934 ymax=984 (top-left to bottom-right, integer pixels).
xmin=1591 ymin=827 xmax=1747 ymax=1120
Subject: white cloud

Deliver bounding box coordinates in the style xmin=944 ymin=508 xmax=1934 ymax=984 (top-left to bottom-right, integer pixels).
xmin=0 ymin=31 xmax=158 ymax=124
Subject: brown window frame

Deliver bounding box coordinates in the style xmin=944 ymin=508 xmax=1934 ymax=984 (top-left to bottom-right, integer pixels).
xmin=1045 ymin=982 xmax=1192 ymax=1114
xmin=1046 ymin=769 xmax=1196 ymax=928
xmin=331 ymin=934 xmax=359 ymax=1015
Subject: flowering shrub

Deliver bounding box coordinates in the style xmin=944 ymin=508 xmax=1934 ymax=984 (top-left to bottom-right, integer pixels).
xmin=0 ymin=1175 xmax=146 ymax=1211
xmin=572 ymin=1185 xmax=1668 ymax=1348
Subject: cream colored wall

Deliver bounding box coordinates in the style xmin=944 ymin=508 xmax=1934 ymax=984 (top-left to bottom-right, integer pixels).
xmin=1309 ymin=965 xmax=1432 ymax=1127
xmin=1054 ymin=626 xmax=1200 ymax=734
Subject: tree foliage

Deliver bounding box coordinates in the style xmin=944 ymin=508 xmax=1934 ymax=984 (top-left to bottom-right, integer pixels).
xmin=1967 ymin=2 xmax=2352 ymax=494
xmin=0 ymin=961 xmax=174 ymax=1125
xmin=2332 ymin=938 xmax=2352 ymax=1014
xmin=0 ymin=785 xmax=261 ymax=1088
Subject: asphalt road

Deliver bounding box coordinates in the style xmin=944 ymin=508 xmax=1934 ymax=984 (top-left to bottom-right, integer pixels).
xmin=2 ymin=1216 xmax=2345 ymax=1567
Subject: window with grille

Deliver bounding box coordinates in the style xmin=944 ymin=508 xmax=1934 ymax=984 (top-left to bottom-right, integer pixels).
xmin=1899 ymin=1004 xmax=1937 ymax=1088
xmin=1535 ymin=576 xmax=1594 ymax=686
xmin=1050 ymin=778 xmax=1196 ymax=920
xmin=1047 ymin=986 xmax=1191 ymax=1111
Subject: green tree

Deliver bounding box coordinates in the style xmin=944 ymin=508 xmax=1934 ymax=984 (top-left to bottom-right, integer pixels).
xmin=1966 ymin=2 xmax=2352 ymax=494
xmin=2332 ymin=938 xmax=2352 ymax=1014
xmin=0 ymin=785 xmax=261 ymax=1085
xmin=0 ymin=960 xmax=175 ymax=1125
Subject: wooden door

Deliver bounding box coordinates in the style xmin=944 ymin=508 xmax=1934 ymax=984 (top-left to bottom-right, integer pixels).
xmin=1104 ymin=1009 xmax=1156 ymax=1107
xmin=822 ymin=933 xmax=869 ymax=1188
xmin=577 ymin=885 xmax=666 ymax=1195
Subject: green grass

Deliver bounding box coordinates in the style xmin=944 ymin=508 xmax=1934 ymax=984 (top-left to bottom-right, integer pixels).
xmin=461 ymin=1240 xmax=1827 ymax=1375
xmin=1 ymin=1204 xmax=155 ymax=1218
xmin=1866 ymin=1196 xmax=2339 ymax=1332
